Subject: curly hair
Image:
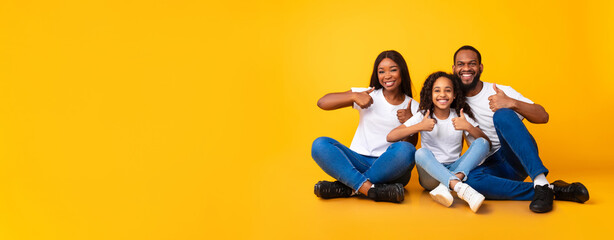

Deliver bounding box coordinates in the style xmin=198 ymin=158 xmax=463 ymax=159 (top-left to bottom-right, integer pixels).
xmin=418 ymin=71 xmax=475 ymax=121
xmin=369 ymin=50 xmax=413 ymax=98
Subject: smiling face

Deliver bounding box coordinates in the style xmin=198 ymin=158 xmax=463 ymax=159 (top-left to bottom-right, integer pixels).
xmin=377 ymin=58 xmax=402 ymax=91
xmin=432 ymin=76 xmax=455 ymax=111
xmin=453 ymin=49 xmax=483 ymax=91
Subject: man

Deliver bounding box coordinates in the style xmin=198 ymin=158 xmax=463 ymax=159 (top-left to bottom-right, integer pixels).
xmin=452 ymin=45 xmax=589 ymax=213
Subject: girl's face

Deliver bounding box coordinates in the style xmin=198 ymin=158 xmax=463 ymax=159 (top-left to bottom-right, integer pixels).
xmin=432 ymin=77 xmax=455 ymax=110
xmin=377 ymin=58 xmax=402 ymax=91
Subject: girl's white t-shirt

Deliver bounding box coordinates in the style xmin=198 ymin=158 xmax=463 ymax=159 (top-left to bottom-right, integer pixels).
xmin=465 ymin=82 xmax=533 ymax=156
xmin=349 ymin=88 xmax=419 ymax=157
xmin=404 ymin=108 xmax=478 ymax=164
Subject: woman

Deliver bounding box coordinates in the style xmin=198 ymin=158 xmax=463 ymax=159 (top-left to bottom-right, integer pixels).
xmin=311 ymin=50 xmax=418 ymax=203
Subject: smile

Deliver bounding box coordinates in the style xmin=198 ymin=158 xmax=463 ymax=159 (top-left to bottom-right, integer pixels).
xmin=383 ymin=80 xmax=396 ymax=87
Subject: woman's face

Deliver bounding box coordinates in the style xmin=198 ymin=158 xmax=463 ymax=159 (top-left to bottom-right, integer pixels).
xmin=432 ymin=77 xmax=455 ymax=110
xmin=377 ymin=58 xmax=402 ymax=91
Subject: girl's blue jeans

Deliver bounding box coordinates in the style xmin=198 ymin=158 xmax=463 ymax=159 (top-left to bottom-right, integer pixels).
xmin=415 ymin=137 xmax=490 ymax=190
xmin=311 ymin=137 xmax=416 ymax=191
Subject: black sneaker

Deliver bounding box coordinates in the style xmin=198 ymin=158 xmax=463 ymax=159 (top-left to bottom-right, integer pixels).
xmin=552 ymin=180 xmax=589 ymax=203
xmin=367 ymin=183 xmax=404 ymax=203
xmin=314 ymin=181 xmax=353 ymax=199
xmin=530 ymin=185 xmax=554 ymax=213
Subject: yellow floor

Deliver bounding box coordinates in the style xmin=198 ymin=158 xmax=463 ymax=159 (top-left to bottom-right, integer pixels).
xmin=241 ymin=153 xmax=614 ymax=239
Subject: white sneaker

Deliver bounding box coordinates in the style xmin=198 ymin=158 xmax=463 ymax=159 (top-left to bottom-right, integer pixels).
xmin=456 ymin=183 xmax=485 ymax=213
xmin=429 ymin=183 xmax=453 ymax=207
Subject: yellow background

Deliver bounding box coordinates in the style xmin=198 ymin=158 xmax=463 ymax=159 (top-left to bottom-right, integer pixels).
xmin=1 ymin=0 xmax=613 ymax=239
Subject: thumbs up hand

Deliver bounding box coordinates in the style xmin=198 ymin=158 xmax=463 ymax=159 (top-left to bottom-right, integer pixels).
xmin=452 ymin=108 xmax=471 ymax=131
xmin=396 ymin=99 xmax=414 ymax=123
xmin=420 ymin=110 xmax=436 ymax=131
xmin=487 ymin=84 xmax=514 ymax=112
xmin=353 ymin=87 xmax=375 ymax=109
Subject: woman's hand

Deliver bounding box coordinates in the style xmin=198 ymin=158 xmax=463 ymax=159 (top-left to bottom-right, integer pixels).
xmin=396 ymin=99 xmax=413 ymax=123
xmin=352 ymin=87 xmax=374 ymax=109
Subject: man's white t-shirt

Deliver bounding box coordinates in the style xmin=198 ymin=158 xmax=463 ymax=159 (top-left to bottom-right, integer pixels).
xmin=349 ymin=88 xmax=419 ymax=157
xmin=404 ymin=109 xmax=478 ymax=164
xmin=465 ymin=82 xmax=533 ymax=156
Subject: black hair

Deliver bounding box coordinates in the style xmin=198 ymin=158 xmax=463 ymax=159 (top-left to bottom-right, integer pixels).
xmin=369 ymin=50 xmax=413 ymax=98
xmin=453 ymin=45 xmax=482 ymax=64
xmin=418 ymin=71 xmax=475 ymax=120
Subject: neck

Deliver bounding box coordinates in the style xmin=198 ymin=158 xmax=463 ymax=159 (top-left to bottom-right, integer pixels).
xmin=383 ymin=88 xmax=404 ymax=104
xmin=433 ymin=107 xmax=450 ymax=120
xmin=465 ymin=81 xmax=483 ymax=97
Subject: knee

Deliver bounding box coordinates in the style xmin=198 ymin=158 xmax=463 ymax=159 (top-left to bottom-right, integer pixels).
xmin=474 ymin=137 xmax=488 ymax=147
xmin=415 ymin=148 xmax=430 ymax=164
xmin=391 ymin=141 xmax=416 ymax=157
xmin=311 ymin=136 xmax=333 ymax=155
xmin=493 ymin=108 xmax=517 ymax=126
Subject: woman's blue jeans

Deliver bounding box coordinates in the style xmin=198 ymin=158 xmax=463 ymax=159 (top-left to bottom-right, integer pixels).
xmin=311 ymin=137 xmax=416 ymax=191
xmin=464 ymin=108 xmax=550 ymax=200
xmin=415 ymin=137 xmax=490 ymax=189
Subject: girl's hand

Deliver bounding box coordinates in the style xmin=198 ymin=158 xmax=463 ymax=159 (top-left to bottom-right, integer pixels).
xmin=352 ymin=87 xmax=374 ymax=109
xmin=396 ymin=99 xmax=413 ymax=123
xmin=420 ymin=110 xmax=436 ymax=131
xmin=452 ymin=108 xmax=471 ymax=131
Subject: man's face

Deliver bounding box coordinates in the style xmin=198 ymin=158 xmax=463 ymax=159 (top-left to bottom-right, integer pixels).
xmin=453 ymin=50 xmax=483 ymax=91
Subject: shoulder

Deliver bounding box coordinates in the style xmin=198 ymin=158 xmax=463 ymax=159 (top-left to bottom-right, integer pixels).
xmin=351 ymin=87 xmax=371 ymax=93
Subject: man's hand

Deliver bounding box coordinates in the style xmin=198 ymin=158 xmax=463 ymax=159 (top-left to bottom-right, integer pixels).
xmin=488 ymin=84 xmax=516 ymax=112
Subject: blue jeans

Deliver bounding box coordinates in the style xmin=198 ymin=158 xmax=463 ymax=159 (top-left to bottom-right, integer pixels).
xmin=311 ymin=136 xmax=416 ymax=191
xmin=415 ymin=138 xmax=489 ymax=189
xmin=464 ymin=108 xmax=550 ymax=200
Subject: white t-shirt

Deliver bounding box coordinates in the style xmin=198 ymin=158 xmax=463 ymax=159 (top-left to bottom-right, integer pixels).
xmin=465 ymin=81 xmax=533 ymax=156
xmin=404 ymin=109 xmax=478 ymax=164
xmin=349 ymin=88 xmax=419 ymax=157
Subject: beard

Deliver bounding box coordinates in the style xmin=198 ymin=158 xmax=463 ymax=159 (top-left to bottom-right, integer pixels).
xmin=461 ymin=70 xmax=481 ymax=92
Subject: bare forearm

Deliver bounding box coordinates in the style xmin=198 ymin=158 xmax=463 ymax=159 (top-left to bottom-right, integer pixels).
xmin=317 ymin=91 xmax=355 ymax=110
xmin=512 ymin=100 xmax=549 ymax=124
xmin=387 ymin=125 xmax=421 ymax=142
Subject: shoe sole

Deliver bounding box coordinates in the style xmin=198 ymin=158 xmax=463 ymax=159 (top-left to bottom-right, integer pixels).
xmin=429 ymin=192 xmax=453 ymax=207
xmin=393 ymin=184 xmax=405 ymax=203
xmin=314 ymin=182 xmax=323 ymax=198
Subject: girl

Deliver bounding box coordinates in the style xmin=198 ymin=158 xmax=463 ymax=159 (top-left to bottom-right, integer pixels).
xmin=387 ymin=71 xmax=490 ymax=212
xmin=311 ymin=50 xmax=419 ymax=203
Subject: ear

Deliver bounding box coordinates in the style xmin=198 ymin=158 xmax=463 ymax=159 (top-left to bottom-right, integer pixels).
xmin=479 ymin=63 xmax=484 ymax=73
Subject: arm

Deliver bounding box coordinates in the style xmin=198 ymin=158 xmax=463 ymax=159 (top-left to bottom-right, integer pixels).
xmin=488 ymin=84 xmax=549 ymax=124
xmin=453 ymin=109 xmax=491 ymax=147
xmin=317 ymin=88 xmax=374 ymax=110
xmin=387 ymin=110 xmax=435 ymax=142
xmin=510 ymin=101 xmax=549 ymax=124
xmin=387 ymin=124 xmax=423 ymax=142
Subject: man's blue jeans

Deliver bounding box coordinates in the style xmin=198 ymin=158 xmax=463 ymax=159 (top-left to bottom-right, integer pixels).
xmin=415 ymin=137 xmax=490 ymax=189
xmin=311 ymin=136 xmax=416 ymax=191
xmin=464 ymin=108 xmax=549 ymax=200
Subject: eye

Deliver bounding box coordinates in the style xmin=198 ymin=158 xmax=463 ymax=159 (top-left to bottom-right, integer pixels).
xmin=391 ymin=69 xmax=397 ymax=72
xmin=378 ymin=71 xmax=384 ymax=74
xmin=469 ymin=62 xmax=477 ymax=67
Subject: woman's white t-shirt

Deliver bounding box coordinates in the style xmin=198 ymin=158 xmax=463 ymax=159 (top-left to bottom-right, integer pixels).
xmin=404 ymin=109 xmax=478 ymax=164
xmin=349 ymin=88 xmax=419 ymax=157
xmin=465 ymin=82 xmax=533 ymax=156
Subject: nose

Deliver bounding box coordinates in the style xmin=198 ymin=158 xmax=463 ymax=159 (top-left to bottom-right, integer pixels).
xmin=385 ymin=71 xmax=392 ymax=78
